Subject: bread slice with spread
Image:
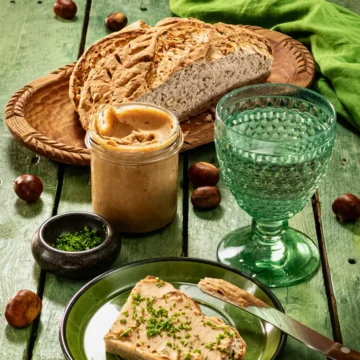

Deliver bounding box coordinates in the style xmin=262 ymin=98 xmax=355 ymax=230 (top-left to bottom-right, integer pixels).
xmin=77 ymin=17 xmax=273 ymax=130
xmin=104 ymin=276 xmax=246 ymax=360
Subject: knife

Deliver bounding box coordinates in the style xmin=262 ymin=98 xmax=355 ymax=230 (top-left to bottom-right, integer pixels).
xmin=198 ymin=279 xmax=360 ymax=360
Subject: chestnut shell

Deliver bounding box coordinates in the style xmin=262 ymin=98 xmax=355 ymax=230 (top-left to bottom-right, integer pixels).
xmin=105 ymin=12 xmax=128 ymax=32
xmin=53 ymin=0 xmax=77 ymax=20
xmin=332 ymin=193 xmax=360 ymax=222
xmin=191 ymin=186 xmax=221 ymax=210
xmin=188 ymin=162 xmax=220 ymax=187
xmin=14 ymin=174 xmax=43 ymax=202
xmin=5 ymin=290 xmax=42 ymax=328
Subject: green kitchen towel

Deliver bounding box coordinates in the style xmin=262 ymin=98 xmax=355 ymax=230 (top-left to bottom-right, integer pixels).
xmin=170 ymin=0 xmax=360 ymax=131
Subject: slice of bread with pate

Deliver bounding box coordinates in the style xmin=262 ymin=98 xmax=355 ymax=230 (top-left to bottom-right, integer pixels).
xmin=77 ymin=17 xmax=273 ymax=129
xmin=104 ymin=276 xmax=246 ymax=360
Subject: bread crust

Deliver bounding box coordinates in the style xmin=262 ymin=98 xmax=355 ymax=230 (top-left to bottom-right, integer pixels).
xmin=75 ymin=18 xmax=273 ymax=130
xmin=69 ymin=20 xmax=150 ymax=110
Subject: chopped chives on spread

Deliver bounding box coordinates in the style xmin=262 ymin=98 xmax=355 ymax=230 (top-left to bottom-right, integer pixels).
xmin=155 ymin=277 xmax=166 ymax=287
xmin=51 ymin=227 xmax=102 ymax=252
xmin=119 ymin=328 xmax=131 ymax=337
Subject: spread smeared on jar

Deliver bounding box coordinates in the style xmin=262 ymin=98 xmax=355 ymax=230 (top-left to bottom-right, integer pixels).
xmin=104 ymin=276 xmax=246 ymax=360
xmin=91 ymin=105 xmax=177 ymax=151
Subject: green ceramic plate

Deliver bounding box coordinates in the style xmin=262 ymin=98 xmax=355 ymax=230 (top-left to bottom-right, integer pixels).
xmin=60 ymin=258 xmax=286 ymax=360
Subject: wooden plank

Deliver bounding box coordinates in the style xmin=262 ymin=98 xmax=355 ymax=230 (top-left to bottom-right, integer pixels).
xmin=328 ymin=0 xmax=360 ymax=14
xmin=317 ymin=122 xmax=360 ymax=350
xmin=0 ymin=0 xmax=87 ymax=358
xmin=31 ymin=3 xmax=181 ymax=358
xmin=31 ymin=157 xmax=184 ymax=359
xmin=316 ymin=0 xmax=360 ymax=351
xmin=187 ymin=144 xmax=333 ymax=359
xmin=0 ymin=137 xmax=57 ymax=360
xmin=85 ymin=0 xmax=172 ymax=46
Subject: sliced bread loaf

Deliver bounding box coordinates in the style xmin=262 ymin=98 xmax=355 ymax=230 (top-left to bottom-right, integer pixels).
xmin=77 ymin=18 xmax=273 ymax=129
xmin=69 ymin=20 xmax=150 ymax=110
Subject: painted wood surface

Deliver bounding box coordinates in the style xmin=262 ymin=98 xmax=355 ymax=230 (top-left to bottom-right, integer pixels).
xmin=1 ymin=0 xmax=360 ymax=359
xmin=318 ymin=0 xmax=360 ymax=352
xmin=187 ymin=144 xmax=333 ymax=359
xmin=318 ymin=122 xmax=360 ymax=351
xmin=0 ymin=0 xmax=86 ymax=358
xmin=31 ymin=3 xmax=180 ymax=358
xmin=31 ymin=159 xmax=184 ymax=359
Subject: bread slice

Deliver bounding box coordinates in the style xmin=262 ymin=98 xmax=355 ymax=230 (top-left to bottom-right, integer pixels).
xmin=69 ymin=20 xmax=150 ymax=110
xmin=104 ymin=276 xmax=246 ymax=360
xmin=137 ymin=20 xmax=273 ymax=121
xmin=77 ymin=18 xmax=273 ymax=130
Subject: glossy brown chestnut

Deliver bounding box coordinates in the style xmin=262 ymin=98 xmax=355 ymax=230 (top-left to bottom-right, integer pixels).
xmin=5 ymin=290 xmax=42 ymax=328
xmin=332 ymin=193 xmax=360 ymax=222
xmin=188 ymin=162 xmax=220 ymax=187
xmin=53 ymin=0 xmax=77 ymax=20
xmin=105 ymin=12 xmax=128 ymax=31
xmin=191 ymin=186 xmax=221 ymax=210
xmin=14 ymin=174 xmax=43 ymax=202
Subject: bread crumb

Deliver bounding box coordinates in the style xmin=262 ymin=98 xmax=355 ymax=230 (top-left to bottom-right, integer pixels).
xmin=204 ymin=114 xmax=213 ymax=122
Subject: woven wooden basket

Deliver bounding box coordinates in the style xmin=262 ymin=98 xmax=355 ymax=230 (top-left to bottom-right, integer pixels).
xmin=5 ymin=26 xmax=315 ymax=166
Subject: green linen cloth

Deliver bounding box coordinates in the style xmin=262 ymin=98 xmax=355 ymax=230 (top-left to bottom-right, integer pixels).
xmin=169 ymin=0 xmax=360 ymax=131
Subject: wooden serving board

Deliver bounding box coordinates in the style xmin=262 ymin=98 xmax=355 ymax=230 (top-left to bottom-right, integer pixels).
xmin=5 ymin=26 xmax=315 ymax=166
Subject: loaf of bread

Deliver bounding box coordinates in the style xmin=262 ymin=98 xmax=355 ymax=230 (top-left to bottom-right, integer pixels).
xmin=69 ymin=20 xmax=150 ymax=110
xmin=104 ymin=276 xmax=246 ymax=360
xmin=72 ymin=17 xmax=273 ymax=130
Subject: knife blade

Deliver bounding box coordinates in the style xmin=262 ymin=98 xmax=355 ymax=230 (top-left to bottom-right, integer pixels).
xmin=198 ymin=286 xmax=360 ymax=360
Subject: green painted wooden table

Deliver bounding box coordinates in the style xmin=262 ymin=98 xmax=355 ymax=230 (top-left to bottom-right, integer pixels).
xmin=1 ymin=0 xmax=359 ymax=359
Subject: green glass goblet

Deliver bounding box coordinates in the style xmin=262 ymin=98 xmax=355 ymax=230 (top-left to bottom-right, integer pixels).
xmin=215 ymin=84 xmax=336 ymax=287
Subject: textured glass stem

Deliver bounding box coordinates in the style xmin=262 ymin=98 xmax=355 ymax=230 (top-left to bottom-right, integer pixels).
xmin=252 ymin=219 xmax=289 ymax=243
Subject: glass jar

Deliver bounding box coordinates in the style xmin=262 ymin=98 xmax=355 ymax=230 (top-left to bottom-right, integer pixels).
xmin=85 ymin=103 xmax=184 ymax=233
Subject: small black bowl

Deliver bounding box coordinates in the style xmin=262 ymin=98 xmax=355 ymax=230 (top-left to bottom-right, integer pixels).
xmin=31 ymin=212 xmax=121 ymax=280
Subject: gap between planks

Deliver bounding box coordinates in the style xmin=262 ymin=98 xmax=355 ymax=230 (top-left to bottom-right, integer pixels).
xmin=312 ymin=190 xmax=343 ymax=344
xmin=27 ymin=164 xmax=66 ymax=359
xmin=27 ymin=0 xmax=92 ymax=355
xmin=182 ymin=153 xmax=189 ymax=257
xmin=77 ymin=0 xmax=93 ymax=59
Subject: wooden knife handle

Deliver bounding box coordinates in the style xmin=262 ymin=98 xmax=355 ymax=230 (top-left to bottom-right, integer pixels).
xmin=327 ymin=343 xmax=360 ymax=360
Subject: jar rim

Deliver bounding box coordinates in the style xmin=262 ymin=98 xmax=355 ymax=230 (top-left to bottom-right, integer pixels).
xmin=87 ymin=102 xmax=180 ymax=154
xmin=86 ymin=103 xmax=184 ymax=165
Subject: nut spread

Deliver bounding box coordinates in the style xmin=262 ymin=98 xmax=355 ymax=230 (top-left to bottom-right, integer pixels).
xmin=86 ymin=103 xmax=183 ymax=233
xmin=92 ymin=105 xmax=177 ymax=150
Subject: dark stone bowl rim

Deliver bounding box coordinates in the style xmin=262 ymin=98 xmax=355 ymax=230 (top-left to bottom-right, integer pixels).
xmin=38 ymin=211 xmax=113 ymax=256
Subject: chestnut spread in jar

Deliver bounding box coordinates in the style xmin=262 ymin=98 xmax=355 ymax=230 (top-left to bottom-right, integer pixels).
xmin=86 ymin=103 xmax=183 ymax=233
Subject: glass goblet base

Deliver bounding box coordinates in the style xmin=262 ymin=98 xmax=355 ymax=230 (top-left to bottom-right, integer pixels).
xmin=217 ymin=225 xmax=320 ymax=287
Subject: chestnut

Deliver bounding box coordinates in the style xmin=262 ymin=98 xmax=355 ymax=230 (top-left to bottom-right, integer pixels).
xmin=53 ymin=0 xmax=77 ymax=20
xmin=188 ymin=162 xmax=220 ymax=187
xmin=5 ymin=290 xmax=42 ymax=328
xmin=14 ymin=174 xmax=43 ymax=202
xmin=105 ymin=12 xmax=128 ymax=32
xmin=191 ymin=186 xmax=221 ymax=210
xmin=332 ymin=193 xmax=360 ymax=222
